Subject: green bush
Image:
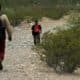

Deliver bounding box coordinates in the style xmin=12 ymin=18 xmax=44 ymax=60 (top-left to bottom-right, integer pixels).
xmin=68 ymin=12 xmax=80 ymax=27
xmin=43 ymin=7 xmax=69 ymax=19
xmin=38 ymin=13 xmax=80 ymax=73
xmin=2 ymin=8 xmax=25 ymax=26
xmin=2 ymin=8 xmax=16 ymax=26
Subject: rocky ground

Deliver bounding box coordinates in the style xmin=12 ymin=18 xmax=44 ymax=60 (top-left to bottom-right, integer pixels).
xmin=0 ymin=17 xmax=80 ymax=80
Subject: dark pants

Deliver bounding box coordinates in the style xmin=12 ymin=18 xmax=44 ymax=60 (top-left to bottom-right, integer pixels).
xmin=32 ymin=32 xmax=40 ymax=45
xmin=0 ymin=37 xmax=6 ymax=61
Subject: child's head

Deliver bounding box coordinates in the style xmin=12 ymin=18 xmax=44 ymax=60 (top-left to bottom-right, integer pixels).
xmin=35 ymin=20 xmax=38 ymax=24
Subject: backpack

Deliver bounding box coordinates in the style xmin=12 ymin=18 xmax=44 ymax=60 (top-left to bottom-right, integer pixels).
xmin=0 ymin=17 xmax=5 ymax=40
xmin=34 ymin=24 xmax=40 ymax=32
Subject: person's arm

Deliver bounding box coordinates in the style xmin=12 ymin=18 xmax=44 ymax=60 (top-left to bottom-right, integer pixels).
xmin=2 ymin=15 xmax=13 ymax=41
xmin=32 ymin=25 xmax=34 ymax=31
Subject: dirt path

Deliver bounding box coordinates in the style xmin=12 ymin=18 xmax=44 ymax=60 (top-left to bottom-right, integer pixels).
xmin=0 ymin=17 xmax=80 ymax=80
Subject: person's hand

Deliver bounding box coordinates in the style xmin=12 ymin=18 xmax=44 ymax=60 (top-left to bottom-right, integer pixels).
xmin=8 ymin=36 xmax=12 ymax=41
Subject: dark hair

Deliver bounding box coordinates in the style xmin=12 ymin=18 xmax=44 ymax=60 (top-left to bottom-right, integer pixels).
xmin=35 ymin=20 xmax=38 ymax=23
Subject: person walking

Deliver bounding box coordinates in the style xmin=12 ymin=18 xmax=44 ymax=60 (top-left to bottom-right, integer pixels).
xmin=31 ymin=20 xmax=42 ymax=45
xmin=0 ymin=4 xmax=13 ymax=70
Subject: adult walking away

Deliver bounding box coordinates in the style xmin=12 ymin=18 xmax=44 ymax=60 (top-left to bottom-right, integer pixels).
xmin=0 ymin=4 xmax=13 ymax=70
xmin=31 ymin=20 xmax=42 ymax=45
